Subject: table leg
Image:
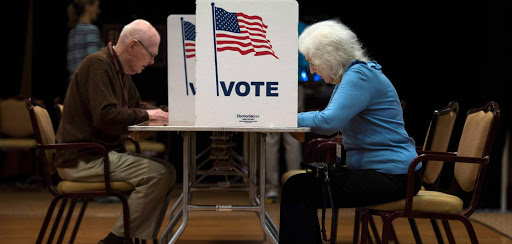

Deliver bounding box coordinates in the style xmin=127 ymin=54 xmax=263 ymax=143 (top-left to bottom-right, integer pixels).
xmin=257 ymin=132 xmax=279 ymax=243
xmin=159 ymin=193 xmax=183 ymax=244
xmin=158 ymin=131 xmax=281 ymax=244
xmin=248 ymin=132 xmax=258 ymax=206
xmin=265 ymin=211 xmax=279 ymax=240
xmin=166 ymin=131 xmax=193 ymax=244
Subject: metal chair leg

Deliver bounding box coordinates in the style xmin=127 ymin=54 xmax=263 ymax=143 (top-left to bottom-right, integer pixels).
xmin=360 ymin=209 xmax=370 ymax=244
xmin=354 ymin=208 xmax=378 ymax=244
xmin=116 ymin=193 xmax=131 ymax=244
xmin=47 ymin=198 xmax=68 ymax=244
xmin=380 ymin=216 xmax=399 ymax=244
xmin=388 ymin=221 xmax=399 ymax=244
xmin=330 ymin=208 xmax=338 ymax=244
xmin=380 ymin=217 xmax=393 ymax=244
xmin=460 ymin=218 xmax=479 ymax=244
xmin=69 ymin=198 xmax=89 ymax=244
xmin=370 ymin=216 xmax=381 ymax=244
xmin=36 ymin=196 xmax=62 ymax=244
xmin=408 ymin=218 xmax=423 ymax=244
xmin=353 ymin=208 xmax=361 ymax=244
xmin=442 ymin=220 xmax=456 ymax=244
xmin=430 ymin=219 xmax=445 ymax=244
xmin=57 ymin=199 xmax=77 ymax=244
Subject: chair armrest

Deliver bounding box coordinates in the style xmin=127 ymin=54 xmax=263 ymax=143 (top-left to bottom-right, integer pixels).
xmin=404 ymin=153 xmax=489 ymax=215
xmin=41 ymin=142 xmax=107 ymax=153
xmin=125 ymin=137 xmax=141 ymax=153
xmin=39 ymin=142 xmax=115 ymax=193
xmin=415 ymin=150 xmax=458 ymax=156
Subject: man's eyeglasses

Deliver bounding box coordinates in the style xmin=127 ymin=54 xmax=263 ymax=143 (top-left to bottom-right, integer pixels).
xmin=136 ymin=39 xmax=157 ymax=59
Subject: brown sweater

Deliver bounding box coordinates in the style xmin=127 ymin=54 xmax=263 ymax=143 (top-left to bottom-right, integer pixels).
xmin=56 ymin=46 xmax=153 ymax=168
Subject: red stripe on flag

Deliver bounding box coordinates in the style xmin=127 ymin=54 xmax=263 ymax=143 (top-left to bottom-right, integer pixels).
xmin=236 ymin=13 xmax=268 ymax=28
xmin=216 ymin=33 xmax=272 ymax=45
xmin=217 ymin=46 xmax=278 ymax=59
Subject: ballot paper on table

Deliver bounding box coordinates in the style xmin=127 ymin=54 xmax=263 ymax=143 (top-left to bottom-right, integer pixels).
xmin=167 ymin=15 xmax=197 ymax=125
xmin=195 ymin=0 xmax=298 ymax=127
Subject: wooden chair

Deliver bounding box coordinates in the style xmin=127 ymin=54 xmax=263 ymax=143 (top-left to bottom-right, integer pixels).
xmin=287 ymin=102 xmax=460 ymax=244
xmin=346 ymin=101 xmax=461 ymax=244
xmin=0 ymin=96 xmax=37 ymax=181
xmin=359 ymin=101 xmax=500 ymax=244
xmin=27 ymin=98 xmax=134 ymax=244
xmin=54 ymin=100 xmax=165 ymax=157
xmin=281 ymin=136 xmax=341 ymax=184
xmin=313 ymin=140 xmax=344 ymax=164
xmin=406 ymin=101 xmax=460 ymax=244
xmin=421 ymin=101 xmax=460 ymax=187
xmin=303 ymin=137 xmax=333 ymax=163
xmin=53 ymin=98 xmax=64 ymax=124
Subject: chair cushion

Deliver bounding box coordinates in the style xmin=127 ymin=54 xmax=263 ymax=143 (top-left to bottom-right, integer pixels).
xmin=57 ymin=181 xmax=134 ymax=193
xmin=366 ymin=190 xmax=463 ymax=214
xmin=0 ymin=138 xmax=37 ymax=148
xmin=125 ymin=140 xmax=166 ymax=153
xmin=280 ymin=169 xmax=306 ymax=184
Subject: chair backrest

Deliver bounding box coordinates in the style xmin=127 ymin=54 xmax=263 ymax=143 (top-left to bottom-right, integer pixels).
xmin=400 ymin=99 xmax=406 ymax=111
xmin=55 ymin=103 xmax=63 ymax=123
xmin=422 ymin=101 xmax=459 ymax=184
xmin=303 ymin=137 xmax=332 ymax=163
xmin=454 ymin=101 xmax=499 ymax=192
xmin=0 ymin=97 xmax=34 ymax=138
xmin=313 ymin=141 xmax=340 ymax=163
xmin=26 ymin=99 xmax=57 ymax=175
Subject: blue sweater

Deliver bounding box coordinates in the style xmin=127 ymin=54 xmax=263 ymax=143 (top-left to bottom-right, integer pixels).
xmin=298 ymin=60 xmax=419 ymax=174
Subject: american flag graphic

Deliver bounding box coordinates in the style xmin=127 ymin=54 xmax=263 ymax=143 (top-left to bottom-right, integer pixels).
xmin=214 ymin=6 xmax=278 ymax=59
xmin=182 ymin=21 xmax=196 ymax=58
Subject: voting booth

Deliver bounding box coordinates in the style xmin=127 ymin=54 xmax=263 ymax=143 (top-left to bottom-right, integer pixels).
xmin=163 ymin=2 xmax=300 ymax=243
xmin=195 ymin=0 xmax=298 ymax=127
xmin=168 ymin=15 xmax=197 ymax=125
xmin=167 ymin=0 xmax=298 ymax=127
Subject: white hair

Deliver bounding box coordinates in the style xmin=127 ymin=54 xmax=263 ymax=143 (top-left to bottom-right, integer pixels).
xmin=118 ymin=19 xmax=159 ymax=46
xmin=298 ymin=20 xmax=369 ymax=79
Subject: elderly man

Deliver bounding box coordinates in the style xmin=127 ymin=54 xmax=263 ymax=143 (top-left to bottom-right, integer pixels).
xmin=56 ymin=19 xmax=175 ymax=244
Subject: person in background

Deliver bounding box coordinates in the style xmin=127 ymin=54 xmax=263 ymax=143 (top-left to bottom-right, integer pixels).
xmin=66 ymin=0 xmax=103 ymax=82
xmin=278 ymin=19 xmax=422 ymax=243
xmin=56 ymin=19 xmax=175 ymax=244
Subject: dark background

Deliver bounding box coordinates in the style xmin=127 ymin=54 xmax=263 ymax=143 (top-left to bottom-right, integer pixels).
xmin=7 ymin=1 xmax=512 ymax=209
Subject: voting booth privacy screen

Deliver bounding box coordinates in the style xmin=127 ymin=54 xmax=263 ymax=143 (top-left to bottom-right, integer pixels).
xmin=195 ymin=0 xmax=298 ymax=127
xmin=168 ymin=15 xmax=197 ymax=125
xmin=168 ymin=0 xmax=298 ymax=127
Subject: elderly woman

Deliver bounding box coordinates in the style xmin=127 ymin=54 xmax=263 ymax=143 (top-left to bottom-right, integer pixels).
xmin=279 ymin=20 xmax=423 ymax=243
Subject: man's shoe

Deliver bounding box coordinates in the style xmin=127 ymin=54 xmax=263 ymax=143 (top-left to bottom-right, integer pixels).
xmin=99 ymin=232 xmax=133 ymax=244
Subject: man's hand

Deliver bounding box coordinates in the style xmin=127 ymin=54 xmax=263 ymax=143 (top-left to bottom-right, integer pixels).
xmin=146 ymin=109 xmax=168 ymax=120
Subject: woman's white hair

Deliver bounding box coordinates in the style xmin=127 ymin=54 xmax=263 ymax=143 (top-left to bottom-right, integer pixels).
xmin=298 ymin=20 xmax=368 ymax=79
